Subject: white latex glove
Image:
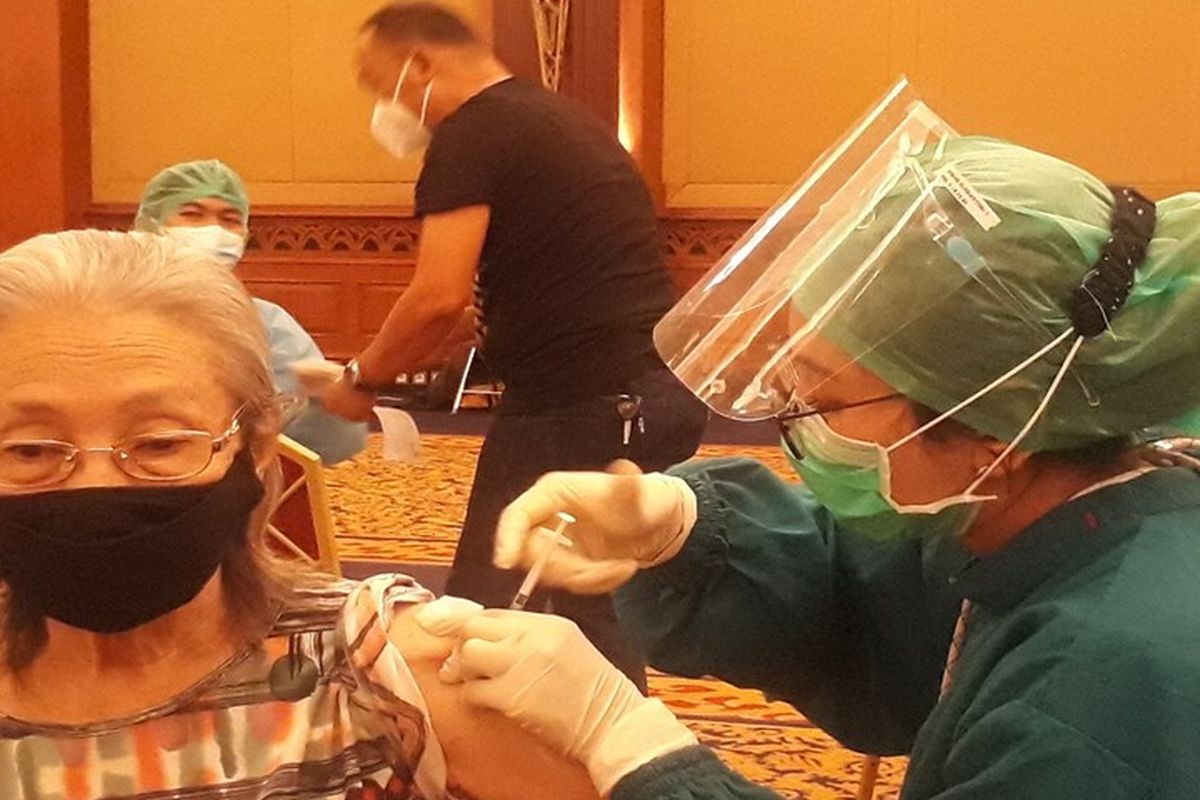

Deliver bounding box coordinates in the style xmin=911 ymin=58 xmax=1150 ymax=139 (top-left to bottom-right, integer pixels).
xmin=288 ymin=358 xmax=343 ymax=398
xmin=414 ymin=595 xmax=486 ymax=682
xmin=493 ymin=469 xmax=698 ymax=594
xmin=414 ymin=595 xmax=485 ymax=636
xmin=451 ymin=610 xmax=698 ymax=795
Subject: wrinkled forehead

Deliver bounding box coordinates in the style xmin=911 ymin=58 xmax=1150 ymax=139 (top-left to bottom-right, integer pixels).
xmin=0 ymin=310 xmax=233 ymax=428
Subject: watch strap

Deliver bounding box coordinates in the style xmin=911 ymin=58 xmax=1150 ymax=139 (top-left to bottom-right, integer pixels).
xmin=344 ymin=358 xmax=389 ymax=392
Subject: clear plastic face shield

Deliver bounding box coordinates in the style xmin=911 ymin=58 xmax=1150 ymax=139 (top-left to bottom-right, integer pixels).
xmin=657 ymin=79 xmax=970 ymax=421
xmin=655 ymin=79 xmax=1091 ymax=516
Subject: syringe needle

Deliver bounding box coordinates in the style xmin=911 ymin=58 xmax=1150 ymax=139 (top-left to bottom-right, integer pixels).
xmin=509 ymin=511 xmax=575 ymax=610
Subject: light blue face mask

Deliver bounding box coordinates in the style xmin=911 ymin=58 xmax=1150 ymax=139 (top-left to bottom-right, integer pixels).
xmin=781 ymin=414 xmax=978 ymax=541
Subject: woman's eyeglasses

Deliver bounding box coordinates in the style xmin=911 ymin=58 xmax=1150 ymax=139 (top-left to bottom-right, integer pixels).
xmin=0 ymin=407 xmax=248 ymax=489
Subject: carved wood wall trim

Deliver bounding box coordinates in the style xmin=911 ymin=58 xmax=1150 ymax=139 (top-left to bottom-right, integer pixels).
xmin=246 ymin=216 xmax=422 ymax=258
xmin=84 ymin=206 xmax=750 ymax=357
xmin=661 ymin=217 xmax=749 ymax=265
xmin=84 ymin=208 xmax=751 ymax=273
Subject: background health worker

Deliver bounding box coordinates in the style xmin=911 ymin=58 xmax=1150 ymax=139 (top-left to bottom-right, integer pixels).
xmin=134 ymin=159 xmax=368 ymax=465
xmin=323 ymin=3 xmax=708 ymax=686
xmin=441 ymin=124 xmax=1200 ymax=799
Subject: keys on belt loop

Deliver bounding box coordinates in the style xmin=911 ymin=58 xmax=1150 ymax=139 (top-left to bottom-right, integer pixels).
xmin=616 ymin=394 xmax=643 ymax=446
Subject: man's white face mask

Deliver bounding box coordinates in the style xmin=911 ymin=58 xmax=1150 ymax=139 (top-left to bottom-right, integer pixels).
xmin=163 ymin=224 xmax=246 ymax=266
xmin=370 ymin=55 xmax=433 ymax=159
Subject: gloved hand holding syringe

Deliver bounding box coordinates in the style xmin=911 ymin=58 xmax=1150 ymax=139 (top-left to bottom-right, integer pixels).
xmin=415 ymin=498 xmax=697 ymax=796
xmin=418 ymin=510 xmax=576 ymax=682
xmin=509 ymin=511 xmax=575 ymax=610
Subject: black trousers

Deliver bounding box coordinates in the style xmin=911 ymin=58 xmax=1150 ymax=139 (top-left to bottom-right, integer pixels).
xmin=445 ymin=367 xmax=709 ymax=689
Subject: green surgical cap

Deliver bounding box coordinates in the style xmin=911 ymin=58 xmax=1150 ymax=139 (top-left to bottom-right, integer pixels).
xmin=828 ymin=136 xmax=1200 ymax=451
xmin=133 ymin=159 xmax=250 ymax=232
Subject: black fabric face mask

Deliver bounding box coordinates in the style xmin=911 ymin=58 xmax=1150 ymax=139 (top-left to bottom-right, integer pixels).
xmin=0 ymin=448 xmax=264 ymax=634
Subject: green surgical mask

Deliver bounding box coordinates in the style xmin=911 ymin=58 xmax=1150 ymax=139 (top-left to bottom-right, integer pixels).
xmin=781 ymin=414 xmax=977 ymax=541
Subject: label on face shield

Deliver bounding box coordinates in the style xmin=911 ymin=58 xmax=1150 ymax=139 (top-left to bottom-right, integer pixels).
xmin=936 ymin=167 xmax=1002 ymax=231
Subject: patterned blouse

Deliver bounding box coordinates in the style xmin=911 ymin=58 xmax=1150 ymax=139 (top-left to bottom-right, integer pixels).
xmin=0 ymin=574 xmax=456 ymax=800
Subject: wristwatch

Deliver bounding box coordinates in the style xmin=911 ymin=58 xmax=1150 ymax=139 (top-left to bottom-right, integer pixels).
xmin=343 ymin=357 xmax=388 ymax=393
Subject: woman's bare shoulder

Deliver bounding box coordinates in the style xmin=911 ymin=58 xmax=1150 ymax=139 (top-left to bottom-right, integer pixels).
xmin=387 ymin=603 xmax=600 ymax=800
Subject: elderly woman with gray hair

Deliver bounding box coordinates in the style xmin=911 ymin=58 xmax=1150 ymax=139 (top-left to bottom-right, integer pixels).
xmin=0 ymin=230 xmax=599 ymax=800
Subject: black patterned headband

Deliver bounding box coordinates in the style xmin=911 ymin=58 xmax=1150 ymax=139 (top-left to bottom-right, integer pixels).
xmin=1067 ymin=185 xmax=1156 ymax=337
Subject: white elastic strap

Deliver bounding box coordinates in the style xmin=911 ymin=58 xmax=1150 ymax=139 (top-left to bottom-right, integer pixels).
xmin=1069 ymin=465 xmax=1156 ymax=501
xmin=419 ymin=80 xmax=434 ymax=125
xmin=888 ymin=327 xmax=1077 ymax=453
xmin=1081 ymin=284 xmax=1114 ymax=334
xmin=392 ymin=55 xmax=414 ymax=102
xmin=1152 ymin=450 xmax=1200 ymax=472
xmin=962 ymin=334 xmax=1086 ymax=494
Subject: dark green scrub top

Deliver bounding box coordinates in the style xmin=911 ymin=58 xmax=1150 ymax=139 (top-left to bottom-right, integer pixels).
xmin=611 ymin=458 xmax=1200 ymax=800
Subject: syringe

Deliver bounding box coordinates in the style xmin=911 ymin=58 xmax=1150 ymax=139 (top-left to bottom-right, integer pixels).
xmin=509 ymin=511 xmax=575 ymax=610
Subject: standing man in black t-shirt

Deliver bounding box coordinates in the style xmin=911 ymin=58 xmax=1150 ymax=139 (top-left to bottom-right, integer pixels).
xmin=325 ymin=3 xmax=708 ymax=686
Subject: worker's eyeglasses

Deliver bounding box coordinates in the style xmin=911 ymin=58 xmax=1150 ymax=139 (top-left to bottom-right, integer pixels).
xmin=0 ymin=407 xmax=249 ymax=490
xmin=777 ymin=393 xmax=902 ymax=462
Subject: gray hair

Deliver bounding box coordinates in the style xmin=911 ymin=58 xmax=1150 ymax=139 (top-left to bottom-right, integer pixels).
xmin=0 ymin=230 xmax=272 ymax=422
xmin=0 ymin=230 xmax=306 ymax=671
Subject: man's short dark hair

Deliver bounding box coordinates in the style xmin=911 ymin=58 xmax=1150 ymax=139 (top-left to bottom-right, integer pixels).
xmin=363 ymin=3 xmax=479 ymax=46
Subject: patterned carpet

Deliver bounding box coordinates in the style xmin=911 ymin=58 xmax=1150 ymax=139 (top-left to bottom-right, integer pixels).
xmin=325 ymin=433 xmax=906 ymax=799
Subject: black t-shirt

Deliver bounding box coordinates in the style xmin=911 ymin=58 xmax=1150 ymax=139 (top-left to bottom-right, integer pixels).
xmin=415 ymin=78 xmax=674 ymax=411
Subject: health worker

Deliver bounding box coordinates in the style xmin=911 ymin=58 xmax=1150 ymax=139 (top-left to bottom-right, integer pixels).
xmin=135 ymin=159 xmax=367 ymax=465
xmin=436 ymin=84 xmax=1200 ymax=799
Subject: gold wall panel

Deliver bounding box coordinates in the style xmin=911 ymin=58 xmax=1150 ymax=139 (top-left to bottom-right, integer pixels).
xmin=915 ymin=0 xmax=1200 ymax=199
xmin=663 ymin=0 xmax=1200 ymax=209
xmin=663 ymin=0 xmax=898 ymax=209
xmin=91 ymin=0 xmax=489 ymax=207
